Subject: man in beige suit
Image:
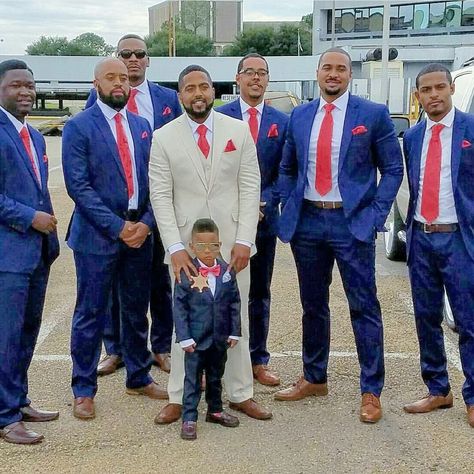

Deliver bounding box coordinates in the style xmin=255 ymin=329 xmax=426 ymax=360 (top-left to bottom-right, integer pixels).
xmin=150 ymin=65 xmax=272 ymax=423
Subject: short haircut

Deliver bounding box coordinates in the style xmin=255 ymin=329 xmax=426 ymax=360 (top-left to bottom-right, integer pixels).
xmin=178 ymin=65 xmax=212 ymax=90
xmin=416 ymin=63 xmax=452 ymax=89
xmin=192 ymin=218 xmax=219 ymax=236
xmin=117 ymin=34 xmax=146 ymax=50
xmin=0 ymin=59 xmax=33 ymax=83
xmin=318 ymin=47 xmax=352 ymax=70
xmin=237 ymin=53 xmax=269 ymax=74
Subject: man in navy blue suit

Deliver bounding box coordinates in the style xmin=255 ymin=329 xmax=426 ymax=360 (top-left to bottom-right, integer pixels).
xmin=86 ymin=34 xmax=182 ymax=377
xmin=402 ymin=64 xmax=474 ymax=428
xmin=0 ymin=60 xmax=60 ymax=444
xmin=62 ymin=58 xmax=168 ymax=420
xmin=217 ymin=53 xmax=288 ymax=386
xmin=275 ymin=48 xmax=403 ymax=423
xmin=174 ymin=218 xmax=241 ymax=440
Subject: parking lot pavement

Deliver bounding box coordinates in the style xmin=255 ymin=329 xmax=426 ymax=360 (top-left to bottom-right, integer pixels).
xmin=2 ymin=137 xmax=472 ymax=473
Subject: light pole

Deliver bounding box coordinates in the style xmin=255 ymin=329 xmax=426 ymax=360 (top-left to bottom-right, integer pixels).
xmin=380 ymin=0 xmax=391 ymax=106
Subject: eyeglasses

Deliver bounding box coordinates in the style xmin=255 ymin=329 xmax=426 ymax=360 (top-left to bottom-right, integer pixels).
xmin=193 ymin=242 xmax=221 ymax=252
xmin=239 ymin=68 xmax=269 ymax=78
xmin=118 ymin=49 xmax=148 ymax=59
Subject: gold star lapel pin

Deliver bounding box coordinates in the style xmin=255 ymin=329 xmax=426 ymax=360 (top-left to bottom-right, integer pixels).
xmin=190 ymin=273 xmax=209 ymax=293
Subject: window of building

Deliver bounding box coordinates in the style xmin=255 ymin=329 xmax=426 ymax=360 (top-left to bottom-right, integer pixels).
xmin=446 ymin=1 xmax=462 ymax=27
xmin=399 ymin=4 xmax=414 ymax=29
xmin=355 ymin=8 xmax=369 ymax=32
xmin=414 ymin=3 xmax=430 ymax=29
xmin=462 ymin=0 xmax=474 ymax=25
xmin=369 ymin=6 xmax=384 ymax=31
xmin=429 ymin=2 xmax=446 ymax=27
xmin=390 ymin=6 xmax=400 ymax=29
xmin=341 ymin=8 xmax=356 ymax=33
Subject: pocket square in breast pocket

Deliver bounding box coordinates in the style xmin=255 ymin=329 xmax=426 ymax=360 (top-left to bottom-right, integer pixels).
xmin=162 ymin=106 xmax=172 ymax=116
xmin=224 ymin=139 xmax=236 ymax=152
xmin=462 ymin=139 xmax=471 ymax=148
xmin=267 ymin=123 xmax=279 ymax=138
xmin=352 ymin=125 xmax=368 ymax=135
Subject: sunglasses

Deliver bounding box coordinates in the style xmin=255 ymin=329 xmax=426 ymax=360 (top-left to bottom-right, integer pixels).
xmin=118 ymin=49 xmax=147 ymax=59
xmin=193 ymin=242 xmax=221 ymax=252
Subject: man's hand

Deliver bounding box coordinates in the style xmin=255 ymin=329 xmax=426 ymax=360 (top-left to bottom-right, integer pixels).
xmin=119 ymin=221 xmax=135 ymax=241
xmin=227 ymin=338 xmax=238 ymax=349
xmin=31 ymin=211 xmax=57 ymax=235
xmin=183 ymin=343 xmax=196 ymax=353
xmin=227 ymin=243 xmax=251 ymax=274
xmin=121 ymin=222 xmax=150 ymax=248
xmin=259 ymin=201 xmax=266 ymax=222
xmin=171 ymin=249 xmax=197 ymax=283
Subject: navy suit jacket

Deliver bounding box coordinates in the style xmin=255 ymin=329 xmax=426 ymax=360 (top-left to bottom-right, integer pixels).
xmin=62 ymin=103 xmax=154 ymax=255
xmin=278 ymin=94 xmax=403 ymax=243
xmin=216 ymin=99 xmax=288 ymax=236
xmin=85 ymin=81 xmax=181 ymax=130
xmin=403 ymin=108 xmax=474 ymax=262
xmin=0 ymin=110 xmax=59 ymax=273
xmin=173 ymin=258 xmax=241 ymax=351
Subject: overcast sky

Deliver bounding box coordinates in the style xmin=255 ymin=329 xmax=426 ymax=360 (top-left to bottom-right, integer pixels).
xmin=0 ymin=0 xmax=314 ymax=55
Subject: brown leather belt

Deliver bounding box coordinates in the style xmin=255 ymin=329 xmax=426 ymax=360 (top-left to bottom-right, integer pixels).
xmin=304 ymin=200 xmax=343 ymax=209
xmin=414 ymin=221 xmax=458 ymax=233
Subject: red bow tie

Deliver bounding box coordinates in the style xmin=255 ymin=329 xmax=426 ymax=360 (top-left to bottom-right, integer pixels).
xmin=199 ymin=265 xmax=221 ymax=277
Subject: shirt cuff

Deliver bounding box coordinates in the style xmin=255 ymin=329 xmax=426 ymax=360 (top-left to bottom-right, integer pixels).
xmin=228 ymin=336 xmax=240 ymax=340
xmin=235 ymin=239 xmax=252 ymax=248
xmin=168 ymin=242 xmax=185 ymax=255
xmin=180 ymin=338 xmax=195 ymax=348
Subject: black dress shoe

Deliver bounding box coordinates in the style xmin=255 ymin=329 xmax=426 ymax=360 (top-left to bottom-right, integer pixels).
xmin=0 ymin=421 xmax=44 ymax=445
xmin=21 ymin=405 xmax=59 ymax=422
xmin=180 ymin=421 xmax=197 ymax=440
xmin=205 ymin=410 xmax=239 ymax=427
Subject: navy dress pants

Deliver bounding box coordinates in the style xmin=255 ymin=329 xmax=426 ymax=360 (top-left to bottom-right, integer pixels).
xmin=408 ymin=227 xmax=474 ymax=405
xmin=290 ymin=203 xmax=385 ymax=395
xmin=70 ymin=238 xmax=153 ymax=398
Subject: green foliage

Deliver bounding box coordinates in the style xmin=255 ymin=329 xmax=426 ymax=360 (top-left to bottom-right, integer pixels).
xmin=26 ymin=33 xmax=113 ymax=56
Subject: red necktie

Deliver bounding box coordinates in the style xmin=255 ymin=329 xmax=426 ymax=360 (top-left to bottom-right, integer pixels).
xmin=248 ymin=107 xmax=259 ymax=143
xmin=421 ymin=123 xmax=445 ymax=223
xmin=19 ymin=127 xmax=41 ymax=183
xmin=315 ymin=103 xmax=335 ymax=196
xmin=114 ymin=114 xmax=134 ymax=199
xmin=197 ymin=124 xmax=210 ymax=158
xmin=199 ymin=264 xmax=221 ymax=277
xmin=127 ymin=89 xmax=139 ymax=115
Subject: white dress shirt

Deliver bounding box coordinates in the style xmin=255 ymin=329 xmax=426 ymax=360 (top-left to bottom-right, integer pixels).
xmin=180 ymin=259 xmax=239 ymax=349
xmin=304 ymin=90 xmax=349 ymax=202
xmin=129 ymin=80 xmax=155 ymax=130
xmin=414 ymin=106 xmax=457 ymax=224
xmin=1 ymin=105 xmax=42 ymax=186
xmin=239 ymin=97 xmax=264 ymax=130
xmin=97 ymin=99 xmax=139 ymax=210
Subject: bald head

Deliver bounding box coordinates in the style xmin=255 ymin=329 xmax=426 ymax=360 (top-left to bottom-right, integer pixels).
xmin=93 ymin=58 xmax=130 ymax=111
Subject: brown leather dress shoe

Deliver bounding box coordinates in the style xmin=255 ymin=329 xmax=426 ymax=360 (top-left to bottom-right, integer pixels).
xmin=21 ymin=405 xmax=59 ymax=422
xmin=360 ymin=393 xmax=382 ymax=423
xmin=253 ymin=365 xmax=281 ymax=386
xmin=274 ymin=376 xmax=328 ymax=401
xmin=126 ymin=381 xmax=168 ymax=400
xmin=228 ymin=398 xmax=272 ymax=420
xmin=180 ymin=421 xmax=197 ymax=440
xmin=73 ymin=397 xmax=95 ymax=420
xmin=0 ymin=421 xmax=44 ymax=445
xmin=206 ymin=410 xmax=239 ymax=427
xmin=153 ymin=353 xmax=171 ymax=373
xmin=466 ymin=405 xmax=474 ymax=427
xmin=403 ymin=392 xmax=453 ymax=414
xmin=154 ymin=403 xmax=182 ymax=424
xmin=97 ymin=354 xmax=124 ymax=376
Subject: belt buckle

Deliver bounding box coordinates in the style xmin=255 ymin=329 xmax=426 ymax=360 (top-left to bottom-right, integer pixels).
xmin=423 ymin=223 xmax=432 ymax=234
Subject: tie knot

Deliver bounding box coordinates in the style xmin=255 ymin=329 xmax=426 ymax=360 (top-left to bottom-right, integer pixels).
xmin=324 ymin=103 xmax=336 ymax=113
xmin=248 ymin=107 xmax=258 ymax=117
xmin=431 ymin=123 xmax=444 ymax=136
xmin=129 ymin=88 xmax=138 ymax=99
xmin=197 ymin=124 xmax=207 ymax=136
xmin=114 ymin=113 xmax=123 ymax=124
xmin=19 ymin=126 xmax=28 ymax=139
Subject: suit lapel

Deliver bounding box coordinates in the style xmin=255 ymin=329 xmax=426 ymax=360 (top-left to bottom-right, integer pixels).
xmin=229 ymin=100 xmax=243 ymax=120
xmin=209 ymin=111 xmax=226 ymax=191
xmin=127 ymin=112 xmax=141 ymax=183
xmin=451 ymin=110 xmax=464 ymax=188
xmin=338 ymin=95 xmax=360 ymax=173
xmin=29 ymin=126 xmax=47 ymax=193
xmin=301 ymin=100 xmax=319 ymax=179
xmin=258 ymin=104 xmax=273 ymax=147
xmin=148 ymin=81 xmax=162 ymax=128
xmin=410 ymin=122 xmax=426 ymax=202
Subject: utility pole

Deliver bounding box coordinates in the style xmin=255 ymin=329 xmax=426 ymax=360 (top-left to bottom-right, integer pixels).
xmin=331 ymin=0 xmax=336 ymax=47
xmin=380 ymin=0 xmax=390 ymax=106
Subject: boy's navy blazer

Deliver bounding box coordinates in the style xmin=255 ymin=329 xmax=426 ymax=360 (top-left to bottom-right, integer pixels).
xmin=216 ymin=99 xmax=288 ymax=236
xmin=0 ymin=109 xmax=59 ymax=273
xmin=173 ymin=258 xmax=241 ymax=350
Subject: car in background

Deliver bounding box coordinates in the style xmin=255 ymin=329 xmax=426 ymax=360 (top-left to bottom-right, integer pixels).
xmin=263 ymin=90 xmax=302 ymax=114
xmin=383 ymin=65 xmax=474 ymax=331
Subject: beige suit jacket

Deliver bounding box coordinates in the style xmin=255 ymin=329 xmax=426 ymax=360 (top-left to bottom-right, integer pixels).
xmin=149 ymin=110 xmax=260 ymax=263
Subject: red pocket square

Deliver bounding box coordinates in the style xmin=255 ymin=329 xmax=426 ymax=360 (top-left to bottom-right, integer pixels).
xmin=141 ymin=131 xmax=148 ymax=139
xmin=352 ymin=125 xmax=368 ymax=135
xmin=224 ymin=139 xmax=236 ymax=152
xmin=267 ymin=123 xmax=279 ymax=138
xmin=162 ymin=106 xmax=172 ymax=116
xmin=43 ymin=154 xmax=48 ymax=163
xmin=462 ymin=139 xmax=471 ymax=148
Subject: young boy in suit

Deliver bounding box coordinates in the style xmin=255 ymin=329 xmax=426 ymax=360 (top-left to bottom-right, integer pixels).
xmin=173 ymin=218 xmax=241 ymax=440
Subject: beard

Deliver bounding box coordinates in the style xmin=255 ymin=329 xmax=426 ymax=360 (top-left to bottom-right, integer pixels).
xmin=97 ymin=85 xmax=129 ymax=110
xmin=322 ymin=86 xmax=342 ymax=96
xmin=183 ymin=99 xmax=214 ymax=121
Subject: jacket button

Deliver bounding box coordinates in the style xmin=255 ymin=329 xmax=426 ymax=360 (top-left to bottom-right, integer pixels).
xmin=39 ymin=200 xmax=44 ymax=205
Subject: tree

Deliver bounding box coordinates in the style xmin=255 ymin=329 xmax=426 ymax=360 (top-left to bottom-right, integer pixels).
xmin=180 ymin=1 xmax=210 ymax=36
xmin=26 ymin=33 xmax=113 ymax=56
xmin=223 ymin=28 xmax=277 ymax=56
xmin=271 ymin=25 xmax=312 ymax=56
